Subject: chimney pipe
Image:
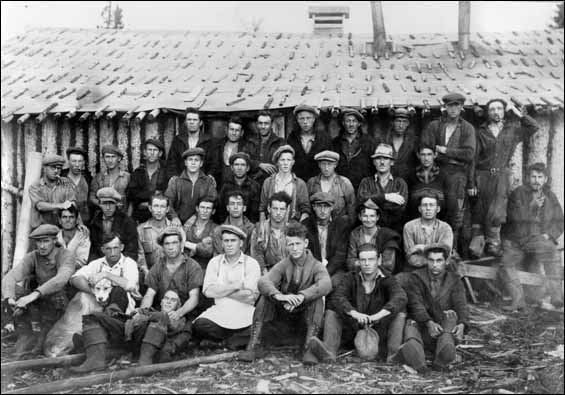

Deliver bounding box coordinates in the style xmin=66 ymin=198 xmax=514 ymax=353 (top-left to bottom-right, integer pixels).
xmin=458 ymin=1 xmax=471 ymax=52
xmin=371 ymin=1 xmax=387 ymax=57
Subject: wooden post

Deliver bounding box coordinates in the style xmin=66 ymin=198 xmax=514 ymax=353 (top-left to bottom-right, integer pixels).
xmin=1 ymin=121 xmax=16 ymax=274
xmin=508 ymin=142 xmax=523 ymax=190
xmin=130 ymin=118 xmax=141 ymax=171
xmin=41 ymin=117 xmax=57 ymax=155
xmin=273 ymin=114 xmax=286 ymax=139
xmin=458 ymin=1 xmax=471 ymax=52
xmin=164 ymin=116 xmax=176 ymax=158
xmin=144 ymin=119 xmax=159 ymax=140
xmin=370 ymin=1 xmax=387 ymax=57
xmin=528 ymin=114 xmax=551 ymax=168
xmin=60 ymin=119 xmax=72 ymax=162
xmin=117 ymin=119 xmax=130 ymax=172
xmin=99 ymin=118 xmax=114 ymax=174
xmin=87 ymin=119 xmax=98 ymax=178
xmin=549 ymin=110 xmax=564 ymax=209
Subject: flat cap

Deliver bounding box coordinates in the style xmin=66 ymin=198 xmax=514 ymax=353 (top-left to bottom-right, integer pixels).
xmin=42 ymin=154 xmax=66 ymax=167
xmin=293 ymin=104 xmax=319 ymax=117
xmin=272 ymin=144 xmax=295 ymax=163
xmin=219 ymin=224 xmax=247 ymax=240
xmin=181 ymin=147 xmax=206 ymax=159
xmin=157 ymin=226 xmax=184 ymax=245
xmin=359 ymin=198 xmax=381 ymax=212
xmin=371 ymin=144 xmax=395 ymax=159
xmin=144 ymin=138 xmax=164 ymax=152
xmin=314 ymin=150 xmax=340 ymax=163
xmin=101 ymin=144 xmax=124 ymax=159
xmin=96 ymin=187 xmax=121 ymax=203
xmin=229 ymin=152 xmax=251 ymax=166
xmin=442 ymin=92 xmax=466 ymax=105
xmin=342 ymin=108 xmax=364 ymax=122
xmin=66 ymin=147 xmax=87 ymax=158
xmin=29 ymin=224 xmax=59 ymax=239
xmin=486 ymin=98 xmax=507 ymax=110
xmin=423 ymin=243 xmax=451 ymax=257
xmin=310 ymin=191 xmax=335 ymax=206
xmin=393 ymin=108 xmax=410 ymax=119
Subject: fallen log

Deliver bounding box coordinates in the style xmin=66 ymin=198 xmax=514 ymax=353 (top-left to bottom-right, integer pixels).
xmin=2 ymin=353 xmax=85 ymax=373
xmin=5 ymin=351 xmax=238 ymax=394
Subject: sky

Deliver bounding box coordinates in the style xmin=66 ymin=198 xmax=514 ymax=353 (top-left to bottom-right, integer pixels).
xmin=1 ymin=1 xmax=560 ymax=43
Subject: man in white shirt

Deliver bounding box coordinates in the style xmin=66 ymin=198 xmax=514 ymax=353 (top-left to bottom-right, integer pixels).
xmin=56 ymin=205 xmax=91 ymax=269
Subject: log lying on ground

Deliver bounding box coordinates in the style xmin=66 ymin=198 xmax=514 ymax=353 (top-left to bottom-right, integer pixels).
xmin=1 ymin=353 xmax=85 ymax=373
xmin=5 ymin=351 xmax=238 ymax=394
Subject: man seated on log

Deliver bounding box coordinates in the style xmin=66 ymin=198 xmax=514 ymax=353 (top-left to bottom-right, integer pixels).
xmin=127 ymin=139 xmax=169 ymax=224
xmin=89 ymin=145 xmax=130 ymax=212
xmin=69 ymin=232 xmax=139 ymax=373
xmin=238 ymin=222 xmax=332 ymax=363
xmin=499 ymin=162 xmax=564 ymax=312
xmin=2 ymin=224 xmax=76 ymax=358
xmin=128 ymin=227 xmax=203 ymax=365
xmin=250 ymin=192 xmax=292 ymax=275
xmin=212 ymin=190 xmax=255 ymax=255
xmin=88 ymin=187 xmax=138 ymax=262
xmin=347 ymin=198 xmax=401 ymax=276
xmin=29 ymin=154 xmax=77 ymax=231
xmin=57 ymin=205 xmax=91 ymax=269
xmin=215 ymin=152 xmax=261 ymax=224
xmin=193 ymin=225 xmax=261 ymax=350
xmin=62 ymin=147 xmax=92 ymax=224
xmin=305 ymin=243 xmax=407 ymax=364
xmin=393 ymin=243 xmax=468 ymax=372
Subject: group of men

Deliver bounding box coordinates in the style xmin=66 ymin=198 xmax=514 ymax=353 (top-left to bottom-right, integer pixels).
xmin=2 ymin=92 xmax=563 ymax=373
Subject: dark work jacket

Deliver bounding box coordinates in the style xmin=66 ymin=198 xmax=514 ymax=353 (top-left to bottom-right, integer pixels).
xmin=406 ymin=268 xmax=469 ymax=329
xmin=287 ymin=129 xmax=332 ymax=182
xmin=421 ymin=116 xmax=476 ymax=169
xmin=302 ymin=215 xmax=350 ymax=277
xmin=208 ymin=137 xmax=258 ymax=187
xmin=88 ymin=210 xmax=139 ymax=262
xmin=246 ymin=133 xmax=286 ymax=184
xmin=215 ymin=174 xmax=261 ymax=223
xmin=164 ymin=170 xmax=217 ymax=224
xmin=502 ymin=185 xmax=564 ymax=245
xmin=332 ymin=132 xmax=377 ymax=190
xmin=165 ymin=130 xmax=216 ymax=180
xmin=127 ymin=162 xmax=169 ymax=223
xmin=379 ymin=129 xmax=419 ymax=183
xmin=405 ymin=165 xmax=448 ymax=221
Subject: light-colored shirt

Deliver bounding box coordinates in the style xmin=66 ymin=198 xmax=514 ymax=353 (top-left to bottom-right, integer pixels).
xmin=89 ymin=169 xmax=130 ymax=209
xmin=317 ymin=224 xmax=329 ymax=263
xmin=300 ymin=133 xmax=316 ymax=154
xmin=403 ymin=218 xmax=453 ymax=257
xmin=29 ymin=177 xmax=77 ymax=229
xmin=57 ymin=228 xmax=91 ymax=268
xmin=274 ymin=173 xmax=295 ymax=199
xmin=137 ymin=219 xmax=182 ymax=271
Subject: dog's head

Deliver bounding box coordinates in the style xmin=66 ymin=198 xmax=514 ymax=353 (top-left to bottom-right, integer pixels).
xmin=92 ymin=278 xmax=113 ymax=306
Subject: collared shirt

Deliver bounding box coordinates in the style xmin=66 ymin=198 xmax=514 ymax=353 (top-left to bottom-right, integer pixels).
xmin=67 ymin=174 xmax=90 ymax=223
xmin=300 ymin=132 xmax=316 ymax=154
xmin=358 ymin=270 xmax=385 ymax=313
xmin=137 ymin=218 xmax=181 ymax=271
xmin=274 ymin=173 xmax=295 ymax=198
xmin=90 ymin=169 xmax=130 ymax=209
xmin=403 ymin=218 xmax=453 ymax=257
xmin=317 ymin=223 xmax=329 ymax=262
xmin=29 ymin=176 xmax=77 ymax=229
xmin=146 ymin=163 xmax=161 ymax=192
xmin=250 ymin=221 xmax=288 ymax=272
xmin=445 ymin=123 xmax=457 ymax=145
xmin=57 ymin=228 xmax=91 ymax=268
xmin=223 ymin=141 xmax=239 ymax=166
xmin=307 ymin=174 xmax=356 ymax=220
xmin=340 ymin=132 xmax=361 ymax=160
xmin=487 ymin=121 xmax=504 ymax=139
xmin=375 ymin=173 xmax=394 ymax=190
xmin=72 ymin=254 xmax=139 ymax=313
xmin=203 ymin=253 xmax=261 ymax=296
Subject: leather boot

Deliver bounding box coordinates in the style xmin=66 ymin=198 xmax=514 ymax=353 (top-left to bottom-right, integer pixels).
xmin=70 ymin=325 xmax=108 ymax=373
xmin=139 ymin=322 xmax=167 ymax=366
xmin=13 ymin=330 xmax=37 ymax=359
xmin=238 ymin=320 xmax=264 ymax=362
xmin=393 ymin=319 xmax=427 ymax=373
xmin=433 ymin=311 xmax=457 ymax=369
xmin=502 ymin=280 xmax=526 ymax=312
xmin=307 ymin=310 xmax=341 ymax=363
xmin=386 ymin=312 xmax=406 ymax=363
xmin=302 ymin=320 xmax=322 ymax=364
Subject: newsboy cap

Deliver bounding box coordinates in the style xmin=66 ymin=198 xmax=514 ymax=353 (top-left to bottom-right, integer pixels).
xmin=393 ymin=108 xmax=410 ymax=119
xmin=229 ymin=152 xmax=251 ymax=166
xmin=293 ymin=104 xmax=319 ymax=117
xmin=272 ymin=145 xmax=295 ymax=163
xmin=423 ymin=243 xmax=451 ymax=257
xmin=371 ymin=144 xmax=395 ymax=160
xmin=181 ymin=147 xmax=206 ymax=160
xmin=144 ymin=138 xmax=164 ymax=152
xmin=96 ymin=187 xmax=121 ymax=203
xmin=359 ymin=198 xmax=381 ymax=213
xmin=157 ymin=226 xmax=184 ymax=245
xmin=101 ymin=144 xmax=124 ymax=159
xmin=314 ymin=150 xmax=340 ymax=163
xmin=65 ymin=147 xmax=87 ymax=158
xmin=29 ymin=224 xmax=60 ymax=239
xmin=219 ymin=224 xmax=247 ymax=240
xmin=42 ymin=154 xmax=66 ymax=167
xmin=310 ymin=191 xmax=335 ymax=206
xmin=342 ymin=108 xmax=365 ymax=122
xmin=442 ymin=92 xmax=466 ymax=105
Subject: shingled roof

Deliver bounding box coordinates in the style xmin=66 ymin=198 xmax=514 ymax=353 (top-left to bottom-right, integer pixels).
xmin=1 ymin=27 xmax=563 ymax=117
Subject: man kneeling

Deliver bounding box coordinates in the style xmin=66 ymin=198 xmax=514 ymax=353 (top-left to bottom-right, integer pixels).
xmin=395 ymin=244 xmax=468 ymax=371
xmin=306 ymin=244 xmax=407 ymax=363
xmin=239 ymin=222 xmax=332 ymax=363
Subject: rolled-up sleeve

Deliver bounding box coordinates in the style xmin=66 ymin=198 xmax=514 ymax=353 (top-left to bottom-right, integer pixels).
xmin=2 ymin=254 xmax=35 ymax=299
xmin=36 ymin=249 xmax=76 ymax=296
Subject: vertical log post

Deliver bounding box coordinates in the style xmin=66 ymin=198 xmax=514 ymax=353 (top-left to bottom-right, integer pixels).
xmin=1 ymin=121 xmax=16 ymax=274
xmin=164 ymin=117 xmax=176 ymax=158
xmin=130 ymin=119 xmax=141 ymax=171
xmin=458 ymin=1 xmax=471 ymax=53
xmin=528 ymin=114 xmax=550 ymax=166
xmin=509 ymin=142 xmax=523 ymax=191
xmin=117 ymin=120 xmax=130 ymax=172
xmin=88 ymin=119 xmax=98 ymax=178
xmin=41 ymin=117 xmax=57 ymax=155
xmin=549 ymin=110 xmax=564 ymax=209
xmin=60 ymin=119 xmax=72 ymax=164
xmin=99 ymin=119 xmax=113 ymax=173
xmin=370 ymin=1 xmax=387 ymax=57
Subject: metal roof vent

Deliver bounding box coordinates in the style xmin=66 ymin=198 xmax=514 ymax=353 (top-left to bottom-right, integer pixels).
xmin=308 ymin=6 xmax=350 ymax=36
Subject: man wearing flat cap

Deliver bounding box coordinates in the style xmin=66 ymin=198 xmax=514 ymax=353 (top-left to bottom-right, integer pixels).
xmin=307 ymin=150 xmax=356 ymax=221
xmin=212 ymin=189 xmax=255 ymax=255
xmin=469 ymin=99 xmax=539 ymax=258
xmin=127 ymin=139 xmax=169 ymax=224
xmin=332 ymin=108 xmax=377 ymax=190
xmin=132 ymin=226 xmax=203 ymax=364
xmin=287 ymin=104 xmax=332 ymax=182
xmin=29 ymin=154 xmax=77 ymax=230
xmin=358 ymin=144 xmax=409 ymax=235
xmin=2 ymin=224 xmax=76 ymax=358
xmin=88 ymin=187 xmax=138 ymax=262
xmin=421 ymin=92 xmax=476 ymax=254
xmin=379 ymin=108 xmax=418 ymax=182
xmin=90 ymin=144 xmax=130 ymax=211
xmin=165 ymin=146 xmax=217 ymax=225
xmin=193 ymin=224 xmax=261 ymax=349
xmin=62 ymin=147 xmax=92 ymax=224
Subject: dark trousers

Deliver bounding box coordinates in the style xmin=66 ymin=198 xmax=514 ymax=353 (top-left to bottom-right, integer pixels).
xmin=84 ymin=312 xmax=126 ymax=346
xmin=192 ymin=317 xmax=250 ymax=348
xmin=129 ymin=311 xmax=191 ymax=356
xmin=444 ymin=166 xmax=467 ymax=234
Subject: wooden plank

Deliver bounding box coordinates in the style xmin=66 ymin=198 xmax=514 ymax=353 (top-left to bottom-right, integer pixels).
xmin=462 ymin=263 xmax=559 ymax=287
xmin=1 ymin=354 xmax=85 ymax=373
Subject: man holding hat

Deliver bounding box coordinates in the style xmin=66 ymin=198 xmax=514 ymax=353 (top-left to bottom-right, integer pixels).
xmin=216 ymin=152 xmax=261 ymax=223
xmin=90 ymin=144 xmax=130 ymax=211
xmin=29 ymin=153 xmax=77 ymax=230
xmin=332 ymin=108 xmax=376 ymax=190
xmin=193 ymin=224 xmax=261 ymax=349
xmin=307 ymin=150 xmax=356 ymax=221
xmin=132 ymin=226 xmax=203 ymax=364
xmin=287 ymin=104 xmax=332 ymax=182
xmin=88 ymin=187 xmax=138 ymax=262
xmin=165 ymin=147 xmax=217 ymax=225
xmin=2 ymin=224 xmax=75 ymax=358
xmin=421 ymin=92 xmax=476 ymax=254
xmin=62 ymin=147 xmax=92 ymax=224
xmin=380 ymin=108 xmax=418 ymax=182
xmin=358 ymin=144 xmax=408 ymax=235
xmin=127 ymin=139 xmax=169 ymax=223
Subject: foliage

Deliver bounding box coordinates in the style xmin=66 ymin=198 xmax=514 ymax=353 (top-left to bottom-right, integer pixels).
xmin=98 ymin=2 xmax=125 ymax=30
xmin=551 ymin=2 xmax=564 ymax=28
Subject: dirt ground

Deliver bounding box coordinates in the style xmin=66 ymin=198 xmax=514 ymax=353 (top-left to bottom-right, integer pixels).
xmin=1 ymin=303 xmax=563 ymax=394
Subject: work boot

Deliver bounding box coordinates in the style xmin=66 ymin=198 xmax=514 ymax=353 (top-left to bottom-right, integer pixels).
xmin=13 ymin=331 xmax=37 ymax=358
xmin=308 ymin=310 xmax=341 ymax=363
xmin=502 ymin=280 xmax=526 ymax=312
xmin=139 ymin=322 xmax=167 ymax=366
xmin=30 ymin=327 xmax=48 ymax=356
xmin=72 ymin=333 xmax=84 ymax=352
xmin=238 ymin=321 xmax=264 ymax=362
xmin=386 ymin=312 xmax=406 ymax=363
xmin=302 ymin=321 xmax=322 ymax=364
xmin=70 ymin=324 xmax=108 ymax=373
xmin=433 ymin=311 xmax=458 ymax=370
xmin=393 ymin=320 xmax=427 ymax=373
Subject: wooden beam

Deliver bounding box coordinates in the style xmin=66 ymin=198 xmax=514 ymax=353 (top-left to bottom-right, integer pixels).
xmin=2 ymin=354 xmax=85 ymax=373
xmin=458 ymin=1 xmax=471 ymax=52
xmin=462 ymin=263 xmax=561 ymax=287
